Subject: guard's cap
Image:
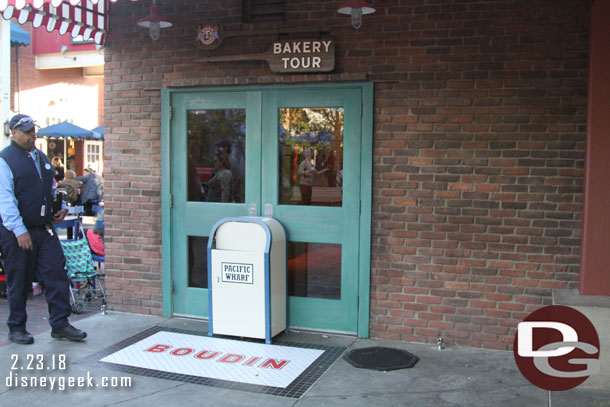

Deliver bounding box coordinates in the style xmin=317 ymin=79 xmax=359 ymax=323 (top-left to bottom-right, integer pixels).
xmin=9 ymin=114 xmax=37 ymax=132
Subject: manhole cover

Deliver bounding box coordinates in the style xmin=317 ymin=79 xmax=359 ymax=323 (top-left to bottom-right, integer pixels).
xmin=344 ymin=346 xmax=419 ymax=371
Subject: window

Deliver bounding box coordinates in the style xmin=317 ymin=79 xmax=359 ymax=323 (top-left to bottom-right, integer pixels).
xmin=84 ymin=141 xmax=103 ymax=174
xmin=242 ymin=0 xmax=286 ymax=23
xmin=71 ymin=35 xmax=95 ymax=45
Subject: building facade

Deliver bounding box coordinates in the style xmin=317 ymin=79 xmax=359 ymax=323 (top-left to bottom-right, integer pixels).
xmin=6 ymin=22 xmax=104 ymax=174
xmin=99 ymin=0 xmax=605 ymax=350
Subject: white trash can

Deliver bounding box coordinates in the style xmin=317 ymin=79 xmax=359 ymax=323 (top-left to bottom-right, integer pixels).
xmin=207 ymin=216 xmax=286 ymax=343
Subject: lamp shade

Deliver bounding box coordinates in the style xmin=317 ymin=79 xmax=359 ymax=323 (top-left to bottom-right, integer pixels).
xmin=337 ymin=1 xmax=376 ymax=16
xmin=137 ymin=3 xmax=172 ymax=40
xmin=136 ymin=5 xmax=173 ymax=29
xmin=337 ymin=1 xmax=376 ymax=29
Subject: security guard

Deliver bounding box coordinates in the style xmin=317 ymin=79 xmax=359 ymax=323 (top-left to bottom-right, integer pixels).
xmin=0 ymin=114 xmax=87 ymax=344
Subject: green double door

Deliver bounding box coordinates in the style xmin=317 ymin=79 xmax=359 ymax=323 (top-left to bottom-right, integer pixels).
xmin=163 ymin=84 xmax=371 ymax=335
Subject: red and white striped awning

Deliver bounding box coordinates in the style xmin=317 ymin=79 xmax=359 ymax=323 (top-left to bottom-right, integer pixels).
xmin=0 ymin=0 xmax=138 ymax=45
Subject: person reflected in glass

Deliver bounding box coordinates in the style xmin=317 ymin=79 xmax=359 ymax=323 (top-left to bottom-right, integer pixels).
xmin=298 ymin=148 xmax=327 ymax=206
xmin=215 ymin=140 xmax=244 ymax=203
xmin=207 ymin=152 xmax=233 ymax=203
xmin=323 ymin=150 xmax=337 ymax=187
xmin=188 ymin=155 xmax=204 ymax=202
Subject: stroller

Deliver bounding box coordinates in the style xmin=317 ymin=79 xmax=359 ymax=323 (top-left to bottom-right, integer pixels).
xmin=58 ymin=216 xmax=107 ymax=314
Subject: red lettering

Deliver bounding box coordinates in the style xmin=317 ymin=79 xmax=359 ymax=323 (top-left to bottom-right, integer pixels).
xmin=260 ymin=358 xmax=290 ymax=370
xmin=194 ymin=350 xmax=220 ymax=360
xmin=218 ymin=354 xmax=245 ymax=364
xmin=146 ymin=344 xmax=171 ymax=353
xmin=145 ymin=346 xmax=289 ymax=371
xmin=170 ymin=348 xmax=195 ymax=356
xmin=243 ymin=356 xmax=261 ymax=367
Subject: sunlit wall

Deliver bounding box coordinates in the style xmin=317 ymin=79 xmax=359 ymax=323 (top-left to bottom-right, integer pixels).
xmin=18 ymin=82 xmax=99 ymax=129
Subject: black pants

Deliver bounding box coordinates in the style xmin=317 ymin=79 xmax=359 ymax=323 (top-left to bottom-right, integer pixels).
xmin=0 ymin=226 xmax=71 ymax=332
xmin=83 ymin=201 xmax=95 ymax=216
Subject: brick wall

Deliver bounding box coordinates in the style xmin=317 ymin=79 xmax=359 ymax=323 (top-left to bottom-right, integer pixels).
xmin=104 ymin=0 xmax=589 ymax=349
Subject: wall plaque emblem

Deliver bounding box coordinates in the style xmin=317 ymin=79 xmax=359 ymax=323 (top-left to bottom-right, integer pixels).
xmin=196 ymin=23 xmax=222 ymax=50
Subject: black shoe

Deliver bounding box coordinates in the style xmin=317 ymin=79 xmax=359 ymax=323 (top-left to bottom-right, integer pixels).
xmin=51 ymin=324 xmax=87 ymax=341
xmin=9 ymin=330 xmax=34 ymax=345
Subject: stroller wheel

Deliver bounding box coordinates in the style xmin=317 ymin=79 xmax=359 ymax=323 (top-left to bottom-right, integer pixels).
xmin=72 ymin=302 xmax=84 ymax=314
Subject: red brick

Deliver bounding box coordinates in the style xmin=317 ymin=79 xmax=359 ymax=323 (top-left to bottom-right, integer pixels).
xmin=103 ymin=0 xmax=588 ymax=349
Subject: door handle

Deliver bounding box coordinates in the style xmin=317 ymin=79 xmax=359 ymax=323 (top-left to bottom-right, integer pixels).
xmin=248 ymin=203 xmax=257 ymax=216
xmin=264 ymin=203 xmax=273 ymax=217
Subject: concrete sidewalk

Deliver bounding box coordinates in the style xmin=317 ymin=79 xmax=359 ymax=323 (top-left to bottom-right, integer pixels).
xmin=0 ymin=311 xmax=608 ymax=407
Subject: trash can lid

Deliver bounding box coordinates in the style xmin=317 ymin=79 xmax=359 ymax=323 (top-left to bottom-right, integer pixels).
xmin=215 ymin=221 xmax=268 ymax=252
xmin=210 ymin=216 xmax=286 ymax=252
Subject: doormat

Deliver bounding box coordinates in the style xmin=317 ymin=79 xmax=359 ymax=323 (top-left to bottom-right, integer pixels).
xmin=77 ymin=326 xmax=346 ymax=398
xmin=344 ymin=346 xmax=419 ymax=371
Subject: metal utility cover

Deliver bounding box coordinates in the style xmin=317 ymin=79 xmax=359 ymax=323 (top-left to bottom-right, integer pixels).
xmin=344 ymin=346 xmax=419 ymax=371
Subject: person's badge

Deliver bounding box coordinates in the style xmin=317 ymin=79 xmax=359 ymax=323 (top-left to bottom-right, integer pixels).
xmin=45 ymin=163 xmax=51 ymax=170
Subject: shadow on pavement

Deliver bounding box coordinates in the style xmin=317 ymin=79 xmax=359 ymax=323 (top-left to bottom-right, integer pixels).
xmin=0 ymin=291 xmax=102 ymax=346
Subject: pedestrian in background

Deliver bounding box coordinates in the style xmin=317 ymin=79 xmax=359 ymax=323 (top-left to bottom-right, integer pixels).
xmin=52 ymin=156 xmax=64 ymax=182
xmin=57 ymin=169 xmax=81 ymax=205
xmin=0 ymin=114 xmax=87 ymax=344
xmin=76 ymin=167 xmax=102 ymax=215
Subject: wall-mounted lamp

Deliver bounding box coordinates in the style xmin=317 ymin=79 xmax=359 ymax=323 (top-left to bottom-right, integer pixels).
xmin=137 ymin=0 xmax=173 ymax=41
xmin=337 ymin=1 xmax=376 ymax=29
xmin=61 ymin=45 xmax=77 ymax=61
xmin=4 ymin=120 xmax=10 ymax=137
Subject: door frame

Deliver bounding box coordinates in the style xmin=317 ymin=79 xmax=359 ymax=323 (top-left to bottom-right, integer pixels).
xmin=161 ymin=82 xmax=373 ymax=338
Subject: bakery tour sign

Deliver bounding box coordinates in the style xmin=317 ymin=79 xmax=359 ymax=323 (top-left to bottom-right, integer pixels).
xmin=196 ymin=27 xmax=335 ymax=74
xmin=269 ymin=40 xmax=334 ymax=73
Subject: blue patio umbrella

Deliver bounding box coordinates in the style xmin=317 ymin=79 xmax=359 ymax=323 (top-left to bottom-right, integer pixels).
xmin=92 ymin=126 xmax=104 ymax=140
xmin=38 ymin=121 xmax=102 ymax=140
xmin=10 ymin=22 xmax=30 ymax=47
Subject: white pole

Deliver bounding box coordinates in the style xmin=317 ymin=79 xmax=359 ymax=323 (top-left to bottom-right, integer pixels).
xmin=0 ymin=19 xmax=11 ymax=149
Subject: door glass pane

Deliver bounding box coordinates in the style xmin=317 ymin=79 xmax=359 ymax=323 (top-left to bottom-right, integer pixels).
xmin=188 ymin=236 xmax=209 ymax=288
xmin=279 ymin=107 xmax=343 ymax=206
xmin=187 ymin=109 xmax=246 ymax=203
xmin=288 ymin=242 xmax=341 ymax=299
